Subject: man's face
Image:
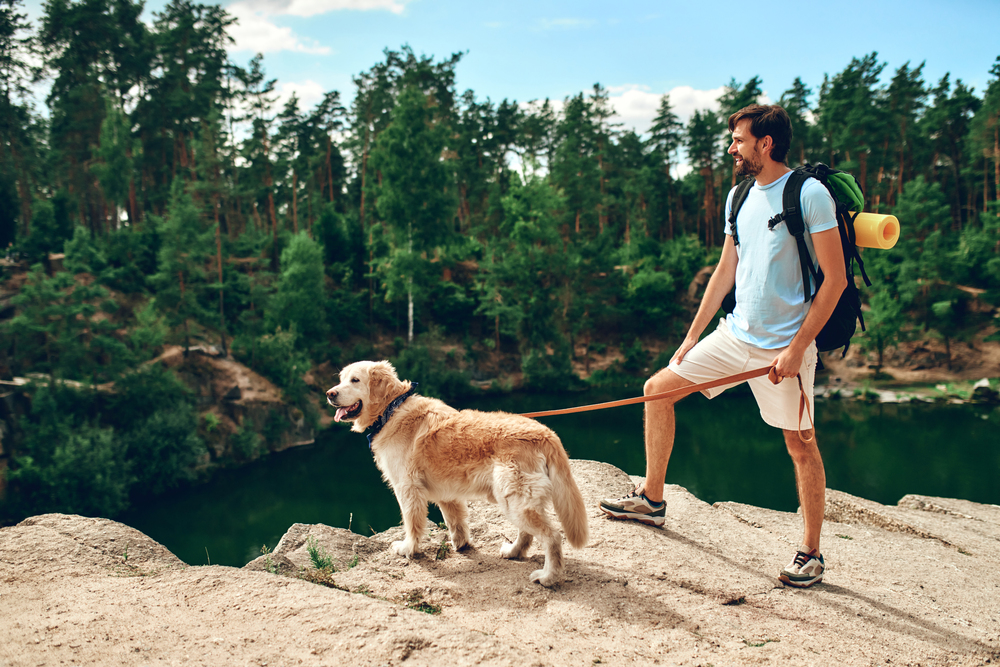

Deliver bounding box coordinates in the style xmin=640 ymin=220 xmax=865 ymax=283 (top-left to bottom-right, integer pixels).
xmin=728 ymin=119 xmax=765 ymax=178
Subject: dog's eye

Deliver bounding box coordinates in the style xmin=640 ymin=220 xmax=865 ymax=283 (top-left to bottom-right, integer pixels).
xmin=351 ymin=378 xmax=359 ymax=383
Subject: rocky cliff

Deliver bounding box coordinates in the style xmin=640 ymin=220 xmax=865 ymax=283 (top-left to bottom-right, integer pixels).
xmin=0 ymin=460 xmax=997 ymax=666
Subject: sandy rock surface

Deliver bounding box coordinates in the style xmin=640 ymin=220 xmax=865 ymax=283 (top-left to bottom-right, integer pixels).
xmin=1 ymin=461 xmax=998 ymax=666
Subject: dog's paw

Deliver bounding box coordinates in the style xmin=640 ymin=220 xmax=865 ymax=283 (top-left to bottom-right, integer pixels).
xmin=529 ymin=568 xmax=558 ymax=587
xmin=500 ymin=541 xmax=522 ymax=559
xmin=450 ymin=536 xmax=470 ymax=551
xmin=391 ymin=540 xmax=415 ymax=558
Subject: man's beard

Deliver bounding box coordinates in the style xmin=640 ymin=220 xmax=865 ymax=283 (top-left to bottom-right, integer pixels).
xmin=735 ymin=148 xmax=763 ymax=177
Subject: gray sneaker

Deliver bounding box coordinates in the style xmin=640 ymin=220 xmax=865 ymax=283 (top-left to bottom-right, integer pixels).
xmin=779 ymin=547 xmax=825 ymax=588
xmin=599 ymin=488 xmax=666 ymax=527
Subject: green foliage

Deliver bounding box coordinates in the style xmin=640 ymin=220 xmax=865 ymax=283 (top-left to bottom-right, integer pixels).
xmin=6 ymin=383 xmax=130 ymax=519
xmin=231 ymin=426 xmax=263 ymax=460
xmin=233 ymin=326 xmax=310 ymax=403
xmin=129 ymin=301 xmax=168 ymax=362
xmin=105 ymin=366 xmax=206 ymax=497
xmin=18 ymin=198 xmax=74 ymax=263
xmin=117 ymin=403 xmax=205 ymax=497
xmin=307 ymin=536 xmax=334 ymax=570
xmin=620 ymin=338 xmax=648 ymax=375
xmin=151 ymin=180 xmax=216 ymax=347
xmin=521 ymin=340 xmax=578 ymax=393
xmin=269 ymin=232 xmax=329 ymax=346
xmin=390 ymin=341 xmax=473 ymax=401
xmin=3 ymin=263 xmax=130 ymax=381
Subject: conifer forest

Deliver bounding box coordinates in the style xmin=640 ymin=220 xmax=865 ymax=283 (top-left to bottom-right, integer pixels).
xmin=0 ymin=0 xmax=998 ymax=521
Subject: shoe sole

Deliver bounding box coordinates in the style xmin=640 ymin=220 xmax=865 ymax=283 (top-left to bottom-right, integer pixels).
xmin=599 ymin=505 xmax=665 ymax=527
xmin=778 ymin=572 xmax=823 ymax=588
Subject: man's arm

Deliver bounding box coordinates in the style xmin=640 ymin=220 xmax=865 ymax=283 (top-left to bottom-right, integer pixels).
xmin=671 ymin=234 xmax=738 ymax=365
xmin=770 ymin=227 xmax=847 ymax=378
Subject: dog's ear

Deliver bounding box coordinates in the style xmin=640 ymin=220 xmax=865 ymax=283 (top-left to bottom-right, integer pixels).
xmin=366 ymin=361 xmax=406 ymax=414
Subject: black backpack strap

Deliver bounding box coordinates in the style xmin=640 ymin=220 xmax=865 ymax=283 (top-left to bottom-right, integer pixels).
xmin=768 ymin=169 xmax=820 ymax=301
xmin=727 ymin=177 xmax=754 ymax=247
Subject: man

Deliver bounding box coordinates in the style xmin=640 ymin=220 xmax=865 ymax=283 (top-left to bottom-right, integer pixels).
xmin=599 ymin=104 xmax=847 ymax=588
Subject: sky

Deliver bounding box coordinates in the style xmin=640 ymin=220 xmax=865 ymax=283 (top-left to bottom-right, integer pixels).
xmin=21 ymin=0 xmax=1000 ymax=134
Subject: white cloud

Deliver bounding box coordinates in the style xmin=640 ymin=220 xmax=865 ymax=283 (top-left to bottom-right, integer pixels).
xmin=605 ymin=84 xmax=727 ymax=135
xmin=275 ymin=79 xmax=327 ymax=110
xmin=225 ymin=0 xmax=409 ymax=54
xmin=239 ymin=0 xmax=409 ymax=18
xmin=226 ymin=3 xmax=331 ymax=53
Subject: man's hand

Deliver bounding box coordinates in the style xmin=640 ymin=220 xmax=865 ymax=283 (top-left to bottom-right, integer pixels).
xmin=769 ymin=346 xmax=806 ymax=384
xmin=670 ymin=335 xmax=700 ymax=366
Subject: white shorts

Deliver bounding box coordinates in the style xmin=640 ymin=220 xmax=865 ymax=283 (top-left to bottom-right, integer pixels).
xmin=667 ymin=318 xmax=817 ymax=431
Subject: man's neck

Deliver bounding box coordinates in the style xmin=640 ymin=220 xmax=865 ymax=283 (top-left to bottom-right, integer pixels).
xmin=754 ymin=162 xmax=792 ymax=187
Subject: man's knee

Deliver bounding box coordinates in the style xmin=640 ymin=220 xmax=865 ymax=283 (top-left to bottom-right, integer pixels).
xmin=783 ymin=429 xmax=819 ymax=457
xmin=644 ymin=369 xmax=690 ymax=401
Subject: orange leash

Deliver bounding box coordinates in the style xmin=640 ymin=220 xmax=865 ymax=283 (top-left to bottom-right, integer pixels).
xmin=519 ymin=365 xmax=815 ymax=444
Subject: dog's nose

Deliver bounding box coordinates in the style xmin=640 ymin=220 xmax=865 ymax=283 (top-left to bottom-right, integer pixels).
xmin=326 ymin=388 xmax=337 ymax=399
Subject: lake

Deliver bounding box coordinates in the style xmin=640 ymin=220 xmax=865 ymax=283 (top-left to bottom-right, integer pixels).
xmin=120 ymin=388 xmax=1000 ymax=567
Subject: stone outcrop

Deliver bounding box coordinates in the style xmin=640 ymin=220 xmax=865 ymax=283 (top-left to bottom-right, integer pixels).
xmin=1 ymin=460 xmax=998 ymax=666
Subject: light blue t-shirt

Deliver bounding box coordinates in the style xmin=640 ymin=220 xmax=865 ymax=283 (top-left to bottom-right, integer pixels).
xmin=723 ymin=171 xmax=838 ymax=349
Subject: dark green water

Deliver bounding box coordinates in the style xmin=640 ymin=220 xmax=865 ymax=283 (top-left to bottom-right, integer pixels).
xmin=119 ymin=389 xmax=1000 ymax=567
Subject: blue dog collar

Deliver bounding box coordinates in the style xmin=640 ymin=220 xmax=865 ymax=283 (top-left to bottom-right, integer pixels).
xmin=366 ymin=383 xmax=418 ymax=450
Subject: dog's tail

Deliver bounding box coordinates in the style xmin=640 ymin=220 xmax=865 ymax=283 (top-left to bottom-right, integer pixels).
xmin=546 ymin=438 xmax=589 ymax=549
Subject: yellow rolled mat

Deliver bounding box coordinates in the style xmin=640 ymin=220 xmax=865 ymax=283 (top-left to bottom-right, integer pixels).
xmin=851 ymin=212 xmax=899 ymax=249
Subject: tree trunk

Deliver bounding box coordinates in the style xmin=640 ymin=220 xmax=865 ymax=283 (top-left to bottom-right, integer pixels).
xmin=994 ymin=123 xmax=1000 ymax=209
xmin=216 ymin=209 xmax=228 ymax=357
xmin=292 ymin=171 xmax=299 ymax=234
xmin=598 ymin=153 xmax=606 ymax=233
xmin=179 ymin=270 xmax=189 ymax=357
xmin=859 ymin=151 xmax=868 ymax=201
xmin=700 ymin=167 xmax=716 ymax=248
xmin=407 ymin=229 xmax=414 ymax=343
xmin=8 ymin=140 xmax=32 ymax=235
xmin=266 ymin=164 xmax=279 ymax=270
xmin=326 ymin=136 xmax=335 ymax=203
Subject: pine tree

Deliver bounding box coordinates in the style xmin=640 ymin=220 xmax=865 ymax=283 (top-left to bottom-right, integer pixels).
xmin=779 ymin=77 xmax=815 ymax=167
xmin=151 ymin=180 xmax=215 ymax=353
xmin=647 ymin=93 xmax=684 ymax=238
xmin=685 ymin=108 xmax=725 ymax=247
xmin=969 ymin=56 xmax=1000 ymax=213
xmin=371 ymin=83 xmax=455 ymax=343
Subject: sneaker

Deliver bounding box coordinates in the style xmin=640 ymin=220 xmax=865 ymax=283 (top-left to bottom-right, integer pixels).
xmin=599 ymin=488 xmax=666 ymax=527
xmin=779 ymin=547 xmax=825 ymax=588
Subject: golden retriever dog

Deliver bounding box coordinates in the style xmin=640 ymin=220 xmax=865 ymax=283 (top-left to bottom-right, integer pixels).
xmin=326 ymin=360 xmax=588 ymax=586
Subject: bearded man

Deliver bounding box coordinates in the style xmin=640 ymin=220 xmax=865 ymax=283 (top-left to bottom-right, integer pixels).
xmin=599 ymin=104 xmax=847 ymax=588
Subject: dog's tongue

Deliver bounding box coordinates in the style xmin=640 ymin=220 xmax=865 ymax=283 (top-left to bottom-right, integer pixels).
xmin=334 ymin=407 xmax=349 ymax=423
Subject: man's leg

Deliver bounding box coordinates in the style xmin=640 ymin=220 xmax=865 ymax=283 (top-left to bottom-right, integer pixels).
xmin=782 ymin=428 xmax=825 ymax=552
xmin=639 ymin=369 xmax=694 ymax=503
xmin=598 ymin=368 xmax=694 ymax=526
xmin=601 ymin=320 xmax=741 ymax=526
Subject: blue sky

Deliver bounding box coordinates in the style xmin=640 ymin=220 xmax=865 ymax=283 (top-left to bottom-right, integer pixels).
xmin=22 ymin=0 xmax=1000 ymax=133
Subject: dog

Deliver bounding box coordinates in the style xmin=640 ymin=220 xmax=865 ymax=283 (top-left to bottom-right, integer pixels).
xmin=326 ymin=360 xmax=588 ymax=586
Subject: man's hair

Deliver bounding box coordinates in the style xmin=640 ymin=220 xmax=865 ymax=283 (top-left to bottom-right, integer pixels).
xmin=728 ymin=104 xmax=792 ymax=164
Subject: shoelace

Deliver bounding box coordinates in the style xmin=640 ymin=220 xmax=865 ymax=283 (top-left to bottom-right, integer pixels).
xmin=624 ymin=488 xmax=664 ymax=508
xmin=793 ymin=551 xmax=816 ymax=568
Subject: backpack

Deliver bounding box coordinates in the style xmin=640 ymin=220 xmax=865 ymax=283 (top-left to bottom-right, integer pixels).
xmin=723 ymin=163 xmax=872 ymax=357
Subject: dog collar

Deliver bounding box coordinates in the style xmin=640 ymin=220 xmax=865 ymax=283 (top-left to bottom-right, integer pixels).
xmin=366 ymin=383 xmax=418 ymax=450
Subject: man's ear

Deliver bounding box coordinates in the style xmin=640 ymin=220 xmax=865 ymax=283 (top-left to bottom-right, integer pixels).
xmin=760 ymin=134 xmax=774 ymax=159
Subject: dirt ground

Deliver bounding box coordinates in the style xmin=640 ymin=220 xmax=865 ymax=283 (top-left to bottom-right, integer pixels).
xmin=1 ymin=460 xmax=998 ymax=667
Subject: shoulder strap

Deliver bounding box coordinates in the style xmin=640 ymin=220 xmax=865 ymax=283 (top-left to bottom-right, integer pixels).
xmin=727 ymin=177 xmax=754 ymax=247
xmin=768 ymin=169 xmax=820 ymax=301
